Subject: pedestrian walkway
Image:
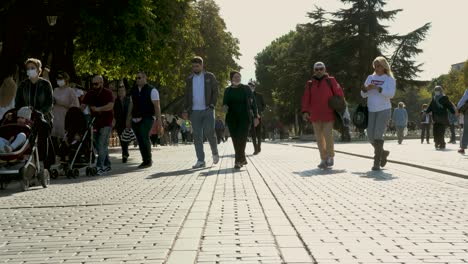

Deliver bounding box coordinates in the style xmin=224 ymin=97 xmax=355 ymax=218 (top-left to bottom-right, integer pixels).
xmin=0 ymin=141 xmax=467 ymax=263
xmin=291 ymin=138 xmax=468 ymax=178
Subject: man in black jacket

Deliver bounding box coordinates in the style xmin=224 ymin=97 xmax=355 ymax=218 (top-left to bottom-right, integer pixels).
xmin=248 ymin=81 xmax=266 ymax=155
xmin=127 ymin=71 xmax=162 ymax=168
xmin=184 ymin=56 xmax=219 ymax=168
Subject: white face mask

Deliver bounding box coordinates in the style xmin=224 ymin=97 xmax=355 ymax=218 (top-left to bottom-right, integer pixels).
xmin=57 ymin=80 xmax=65 ymax=87
xmin=27 ymin=69 xmax=38 ymax=79
xmin=435 ymin=91 xmax=441 ymax=96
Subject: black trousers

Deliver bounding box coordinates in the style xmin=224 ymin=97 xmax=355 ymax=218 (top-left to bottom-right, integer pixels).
xmin=433 ymin=123 xmax=446 ymax=147
xmin=421 ymin=124 xmax=430 ymax=142
xmin=449 ymin=124 xmax=456 ymax=142
xmin=231 ymin=134 xmax=247 ymax=163
xmin=251 ymin=119 xmax=262 ymax=152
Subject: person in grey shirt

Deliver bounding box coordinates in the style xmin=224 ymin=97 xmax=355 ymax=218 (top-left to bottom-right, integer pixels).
xmin=393 ymin=102 xmax=408 ymax=144
xmin=184 ymin=56 xmax=219 ymax=168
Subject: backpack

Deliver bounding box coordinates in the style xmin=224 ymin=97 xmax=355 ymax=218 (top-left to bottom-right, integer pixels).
xmin=352 ymin=104 xmax=369 ymax=129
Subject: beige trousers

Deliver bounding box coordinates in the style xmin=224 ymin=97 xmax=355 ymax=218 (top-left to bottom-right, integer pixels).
xmin=312 ymin=121 xmax=334 ymax=160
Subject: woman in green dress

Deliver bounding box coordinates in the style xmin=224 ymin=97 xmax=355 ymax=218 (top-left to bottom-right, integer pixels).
xmin=223 ymin=71 xmax=259 ymax=169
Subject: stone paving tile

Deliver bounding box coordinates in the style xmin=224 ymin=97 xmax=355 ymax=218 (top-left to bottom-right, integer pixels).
xmin=249 ymin=143 xmax=468 ymax=264
xmin=1 ymin=141 xmax=468 ymax=264
xmin=196 ymin=146 xmax=285 ymax=263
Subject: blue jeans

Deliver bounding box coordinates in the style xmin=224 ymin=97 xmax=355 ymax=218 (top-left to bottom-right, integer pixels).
xmin=94 ymin=126 xmax=112 ymax=169
xmin=190 ymin=109 xmax=218 ymax=162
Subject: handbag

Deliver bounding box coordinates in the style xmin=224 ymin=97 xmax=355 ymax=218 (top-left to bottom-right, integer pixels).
xmin=325 ymin=79 xmax=346 ymax=131
xmin=352 ymin=104 xmax=369 ymax=129
xmin=121 ymin=128 xmax=136 ymax=142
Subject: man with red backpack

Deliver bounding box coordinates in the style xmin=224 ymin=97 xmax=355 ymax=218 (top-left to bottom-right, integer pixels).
xmin=301 ymin=62 xmax=345 ymax=169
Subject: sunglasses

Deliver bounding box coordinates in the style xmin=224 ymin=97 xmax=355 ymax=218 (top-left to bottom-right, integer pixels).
xmin=314 ymin=68 xmax=324 ymax=72
xmin=136 ymin=77 xmax=143 ymax=80
xmin=119 ymin=85 xmax=125 ymax=88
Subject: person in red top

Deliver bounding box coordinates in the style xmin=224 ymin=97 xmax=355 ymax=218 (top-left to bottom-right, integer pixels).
xmin=301 ymin=62 xmax=344 ymax=169
xmin=81 ymin=75 xmax=115 ymax=175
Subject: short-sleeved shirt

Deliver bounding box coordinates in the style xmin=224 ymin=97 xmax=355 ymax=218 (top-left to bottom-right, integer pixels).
xmin=82 ymin=88 xmax=115 ymax=129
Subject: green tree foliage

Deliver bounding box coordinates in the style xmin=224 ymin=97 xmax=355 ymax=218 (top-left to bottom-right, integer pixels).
xmin=193 ymin=0 xmax=241 ymax=88
xmin=255 ymin=0 xmax=430 ymax=126
xmin=0 ymin=0 xmax=240 ymax=110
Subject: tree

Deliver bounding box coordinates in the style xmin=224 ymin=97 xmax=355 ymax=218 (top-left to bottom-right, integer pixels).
xmin=255 ymin=1 xmax=431 ymax=127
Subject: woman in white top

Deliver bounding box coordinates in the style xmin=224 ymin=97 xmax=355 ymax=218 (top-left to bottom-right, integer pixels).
xmin=361 ymin=56 xmax=396 ymax=171
xmin=51 ymin=72 xmax=79 ymax=140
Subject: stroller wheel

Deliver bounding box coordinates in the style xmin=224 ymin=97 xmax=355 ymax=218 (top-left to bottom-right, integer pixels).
xmin=39 ymin=170 xmax=50 ymax=188
xmin=51 ymin=169 xmax=59 ymax=179
xmin=19 ymin=167 xmax=29 ymax=192
xmin=91 ymin=167 xmax=98 ymax=176
xmin=72 ymin=169 xmax=80 ymax=178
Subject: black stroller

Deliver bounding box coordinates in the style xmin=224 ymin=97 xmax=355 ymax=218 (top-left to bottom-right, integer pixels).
xmin=50 ymin=107 xmax=97 ymax=178
xmin=0 ymin=109 xmax=51 ymax=191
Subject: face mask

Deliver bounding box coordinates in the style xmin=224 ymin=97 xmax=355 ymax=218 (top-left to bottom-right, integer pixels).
xmin=435 ymin=91 xmax=441 ymax=96
xmin=27 ymin=69 xmax=38 ymax=79
xmin=57 ymin=80 xmax=65 ymax=87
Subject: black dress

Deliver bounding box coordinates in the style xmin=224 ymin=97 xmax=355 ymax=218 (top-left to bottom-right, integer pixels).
xmin=223 ymin=85 xmax=258 ymax=164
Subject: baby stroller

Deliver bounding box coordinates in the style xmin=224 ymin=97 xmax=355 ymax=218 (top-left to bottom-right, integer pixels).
xmin=51 ymin=107 xmax=97 ymax=178
xmin=0 ymin=109 xmax=50 ymax=191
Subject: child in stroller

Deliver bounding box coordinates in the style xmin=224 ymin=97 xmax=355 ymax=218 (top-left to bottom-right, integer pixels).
xmin=0 ymin=107 xmax=32 ymax=153
xmin=0 ymin=107 xmax=50 ymax=191
xmin=51 ymin=107 xmax=96 ymax=178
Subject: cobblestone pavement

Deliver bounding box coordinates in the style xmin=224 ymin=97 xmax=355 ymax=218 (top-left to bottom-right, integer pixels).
xmin=0 ymin=141 xmax=467 ymax=263
xmin=292 ymin=138 xmax=468 ymax=176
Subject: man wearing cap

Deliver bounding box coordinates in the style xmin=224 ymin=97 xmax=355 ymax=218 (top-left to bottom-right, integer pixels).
xmin=248 ymin=81 xmax=266 ymax=155
xmin=184 ymin=56 xmax=219 ymax=169
xmin=301 ymin=62 xmax=344 ymax=169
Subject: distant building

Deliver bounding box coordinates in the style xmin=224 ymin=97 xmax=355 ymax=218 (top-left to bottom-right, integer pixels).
xmin=451 ymin=62 xmax=465 ymax=71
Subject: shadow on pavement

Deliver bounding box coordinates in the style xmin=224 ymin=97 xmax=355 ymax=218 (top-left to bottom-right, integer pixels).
xmin=352 ymin=171 xmax=396 ymax=181
xmin=294 ymin=169 xmax=347 ymax=177
xmin=200 ymin=168 xmax=233 ymax=177
xmin=147 ymin=167 xmax=206 ymax=179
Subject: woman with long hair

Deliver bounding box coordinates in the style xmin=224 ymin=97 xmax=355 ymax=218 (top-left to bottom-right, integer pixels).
xmin=15 ymin=58 xmax=54 ymax=172
xmin=223 ymin=71 xmax=258 ymax=169
xmin=361 ymin=56 xmax=396 ymax=171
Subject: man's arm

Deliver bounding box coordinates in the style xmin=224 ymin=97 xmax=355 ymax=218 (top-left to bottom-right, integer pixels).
xmin=93 ymin=102 xmax=114 ymax=112
xmin=153 ymin=100 xmax=162 ymax=121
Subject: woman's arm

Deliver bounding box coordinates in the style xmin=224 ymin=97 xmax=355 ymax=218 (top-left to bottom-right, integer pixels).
xmin=380 ymin=77 xmax=396 ymax=99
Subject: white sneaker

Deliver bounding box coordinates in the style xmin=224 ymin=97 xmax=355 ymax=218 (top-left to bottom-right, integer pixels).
xmin=192 ymin=161 xmax=206 ymax=169
xmin=213 ymin=155 xmax=220 ymax=165
xmin=326 ymin=157 xmax=334 ymax=167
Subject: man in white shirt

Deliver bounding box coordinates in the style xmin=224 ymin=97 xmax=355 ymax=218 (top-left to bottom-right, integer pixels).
xmin=127 ymin=71 xmax=162 ymax=168
xmin=184 ymin=56 xmax=219 ymax=168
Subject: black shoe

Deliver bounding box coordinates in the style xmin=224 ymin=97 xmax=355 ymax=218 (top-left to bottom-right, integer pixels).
xmin=234 ymin=163 xmax=242 ymax=169
xmin=240 ymin=160 xmax=248 ymax=165
xmin=138 ymin=161 xmax=152 ymax=169
xmin=253 ymin=151 xmax=259 ymax=155
xmin=122 ymin=156 xmax=128 ymax=163
xmin=372 ymin=165 xmax=381 ymax=171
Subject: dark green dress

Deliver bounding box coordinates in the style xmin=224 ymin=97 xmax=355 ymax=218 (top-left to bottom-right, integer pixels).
xmin=223 ymin=85 xmax=257 ymax=137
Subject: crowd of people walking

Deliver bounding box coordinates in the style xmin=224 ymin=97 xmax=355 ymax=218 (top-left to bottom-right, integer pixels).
xmin=0 ymin=54 xmax=467 ymax=179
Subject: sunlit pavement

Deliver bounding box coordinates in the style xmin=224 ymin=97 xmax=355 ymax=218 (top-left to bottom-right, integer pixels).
xmin=1 ymin=140 xmax=467 ymax=263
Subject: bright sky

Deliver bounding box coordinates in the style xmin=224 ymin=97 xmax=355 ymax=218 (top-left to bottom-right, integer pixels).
xmin=215 ymin=0 xmax=468 ymax=82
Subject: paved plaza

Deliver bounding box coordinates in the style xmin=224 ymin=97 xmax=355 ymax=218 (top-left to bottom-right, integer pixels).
xmin=0 ymin=140 xmax=467 ymax=263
